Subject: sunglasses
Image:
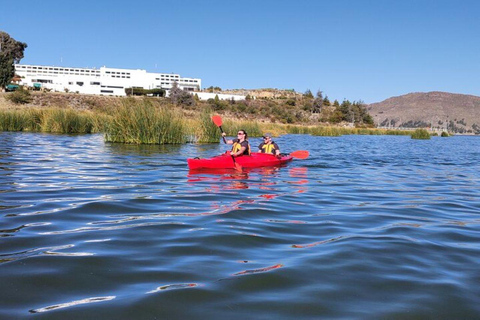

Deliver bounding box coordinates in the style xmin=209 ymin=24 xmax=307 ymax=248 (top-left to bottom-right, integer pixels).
xmin=237 ymin=133 xmax=245 ymax=135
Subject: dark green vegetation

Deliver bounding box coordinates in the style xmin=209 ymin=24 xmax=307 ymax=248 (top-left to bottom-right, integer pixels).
xmin=0 ymin=31 xmax=27 ymax=90
xmin=125 ymin=87 xmax=165 ymax=97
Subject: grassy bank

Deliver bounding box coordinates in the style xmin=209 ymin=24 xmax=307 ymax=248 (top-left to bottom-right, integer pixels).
xmin=1 ymin=92 xmax=413 ymax=144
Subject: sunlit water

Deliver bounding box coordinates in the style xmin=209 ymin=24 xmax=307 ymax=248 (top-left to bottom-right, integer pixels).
xmin=1 ymin=132 xmax=479 ymax=319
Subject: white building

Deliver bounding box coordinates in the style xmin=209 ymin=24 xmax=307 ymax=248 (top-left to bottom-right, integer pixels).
xmin=14 ymin=64 xmax=201 ymax=96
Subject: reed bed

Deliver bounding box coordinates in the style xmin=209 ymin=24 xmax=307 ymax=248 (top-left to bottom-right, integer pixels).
xmin=0 ymin=109 xmax=29 ymax=131
xmin=1 ymin=102 xmax=415 ymax=144
xmin=41 ymin=108 xmax=96 ymax=133
xmin=0 ymin=107 xmax=104 ymax=133
xmin=104 ymin=98 xmax=185 ymax=144
xmin=411 ymin=128 xmax=431 ymax=139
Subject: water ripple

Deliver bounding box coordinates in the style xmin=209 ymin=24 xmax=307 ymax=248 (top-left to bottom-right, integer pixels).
xmin=29 ymin=296 xmax=116 ymax=313
xmin=1 ymin=133 xmax=480 ymax=319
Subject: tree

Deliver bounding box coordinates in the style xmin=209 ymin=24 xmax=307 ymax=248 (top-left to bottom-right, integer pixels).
xmin=169 ymin=81 xmax=195 ymax=106
xmin=206 ymin=86 xmax=221 ymax=92
xmin=0 ymin=31 xmax=28 ymax=90
xmin=323 ymin=95 xmax=331 ymax=106
xmin=312 ymin=90 xmax=323 ymax=113
xmin=304 ymin=89 xmax=313 ymax=99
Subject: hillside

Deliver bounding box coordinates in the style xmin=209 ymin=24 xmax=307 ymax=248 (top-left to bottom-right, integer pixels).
xmin=221 ymin=88 xmax=301 ymax=99
xmin=367 ymin=91 xmax=480 ymax=134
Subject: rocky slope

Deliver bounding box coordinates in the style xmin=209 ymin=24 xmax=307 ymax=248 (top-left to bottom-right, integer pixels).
xmin=367 ymin=91 xmax=480 ymax=134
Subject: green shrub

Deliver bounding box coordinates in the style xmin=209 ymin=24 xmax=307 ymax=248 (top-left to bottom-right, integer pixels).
xmin=441 ymin=131 xmax=450 ymax=137
xmin=5 ymin=88 xmax=32 ymax=104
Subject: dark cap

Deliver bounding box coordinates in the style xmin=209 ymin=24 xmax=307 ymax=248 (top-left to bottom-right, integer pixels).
xmin=262 ymin=133 xmax=272 ymax=139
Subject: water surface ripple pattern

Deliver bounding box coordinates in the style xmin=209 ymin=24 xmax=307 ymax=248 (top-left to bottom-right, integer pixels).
xmin=1 ymin=132 xmax=479 ymax=319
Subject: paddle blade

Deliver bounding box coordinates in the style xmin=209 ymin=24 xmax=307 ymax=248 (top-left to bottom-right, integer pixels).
xmin=233 ymin=162 xmax=243 ymax=172
xmin=232 ymin=156 xmax=243 ymax=171
xmin=290 ymin=150 xmax=309 ymax=159
xmin=212 ymin=115 xmax=223 ymax=127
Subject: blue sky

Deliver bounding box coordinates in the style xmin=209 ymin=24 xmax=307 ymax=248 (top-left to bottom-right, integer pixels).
xmin=2 ymin=0 xmax=479 ymax=103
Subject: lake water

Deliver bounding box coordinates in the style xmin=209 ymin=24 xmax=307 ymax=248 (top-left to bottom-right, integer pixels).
xmin=1 ymin=132 xmax=479 ymax=319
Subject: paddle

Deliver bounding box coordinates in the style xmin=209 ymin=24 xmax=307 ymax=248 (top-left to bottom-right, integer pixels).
xmin=212 ymin=115 xmax=227 ymax=144
xmin=211 ymin=115 xmax=242 ymax=171
xmin=289 ymin=150 xmax=309 ymax=159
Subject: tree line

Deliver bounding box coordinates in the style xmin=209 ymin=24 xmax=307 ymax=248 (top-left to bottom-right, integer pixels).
xmin=0 ymin=31 xmax=27 ymax=90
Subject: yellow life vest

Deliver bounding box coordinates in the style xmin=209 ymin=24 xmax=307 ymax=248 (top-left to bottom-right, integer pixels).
xmin=232 ymin=141 xmax=250 ymax=155
xmin=261 ymin=143 xmax=276 ymax=154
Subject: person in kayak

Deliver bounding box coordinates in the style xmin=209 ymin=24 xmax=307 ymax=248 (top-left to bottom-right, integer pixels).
xmin=258 ymin=133 xmax=280 ymax=157
xmin=222 ymin=130 xmax=251 ymax=156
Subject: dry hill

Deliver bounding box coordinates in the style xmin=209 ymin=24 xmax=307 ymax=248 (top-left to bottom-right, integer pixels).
xmin=367 ymin=91 xmax=480 ymax=134
xmin=220 ymin=88 xmax=301 ymax=99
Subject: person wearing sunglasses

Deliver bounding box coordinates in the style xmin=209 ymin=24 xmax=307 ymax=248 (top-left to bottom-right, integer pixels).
xmin=222 ymin=129 xmax=251 ymax=157
xmin=258 ymin=133 xmax=281 ymax=157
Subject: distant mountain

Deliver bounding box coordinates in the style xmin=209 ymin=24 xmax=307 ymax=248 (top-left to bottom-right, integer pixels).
xmin=367 ymin=91 xmax=480 ymax=134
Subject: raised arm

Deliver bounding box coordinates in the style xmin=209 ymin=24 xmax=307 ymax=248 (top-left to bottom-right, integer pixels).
xmin=222 ymin=132 xmax=234 ymax=145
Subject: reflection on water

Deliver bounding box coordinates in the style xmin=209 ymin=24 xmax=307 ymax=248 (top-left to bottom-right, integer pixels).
xmin=30 ymin=296 xmax=116 ymax=314
xmin=1 ymin=132 xmax=480 ymax=319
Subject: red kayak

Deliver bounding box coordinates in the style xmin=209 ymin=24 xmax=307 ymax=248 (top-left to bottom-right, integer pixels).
xmin=188 ymin=152 xmax=293 ymax=170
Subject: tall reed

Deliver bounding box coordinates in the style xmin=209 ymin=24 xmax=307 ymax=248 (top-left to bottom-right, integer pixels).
xmin=41 ymin=108 xmax=96 ymax=133
xmin=0 ymin=107 xmax=102 ymax=133
xmin=196 ymin=109 xmax=220 ymax=143
xmin=105 ymin=98 xmax=185 ymax=144
xmin=0 ymin=109 xmax=28 ymax=131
